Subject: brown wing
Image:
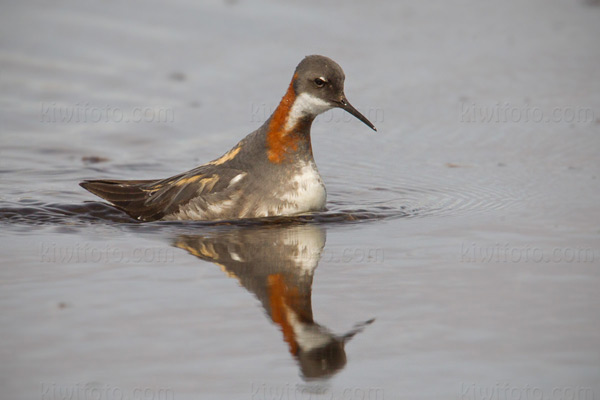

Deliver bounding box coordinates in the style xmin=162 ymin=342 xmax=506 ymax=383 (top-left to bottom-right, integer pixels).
xmin=80 ymin=166 xmax=243 ymax=221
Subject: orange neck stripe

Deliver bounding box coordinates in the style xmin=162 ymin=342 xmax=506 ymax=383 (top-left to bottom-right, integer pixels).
xmin=266 ymin=75 xmax=305 ymax=163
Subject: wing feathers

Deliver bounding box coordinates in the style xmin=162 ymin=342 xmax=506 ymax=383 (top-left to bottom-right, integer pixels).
xmin=80 ymin=168 xmax=242 ymax=221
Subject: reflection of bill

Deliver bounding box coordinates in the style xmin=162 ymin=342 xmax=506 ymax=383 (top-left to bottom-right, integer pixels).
xmin=174 ymin=225 xmax=373 ymax=380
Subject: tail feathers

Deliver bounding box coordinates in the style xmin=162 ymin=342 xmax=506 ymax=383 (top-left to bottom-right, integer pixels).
xmin=80 ymin=179 xmax=165 ymax=221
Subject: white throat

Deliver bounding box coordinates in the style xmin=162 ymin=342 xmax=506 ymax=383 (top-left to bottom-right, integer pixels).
xmin=285 ymin=92 xmax=332 ymax=131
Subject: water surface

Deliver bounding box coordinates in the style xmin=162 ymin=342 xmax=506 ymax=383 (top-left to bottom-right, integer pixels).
xmin=1 ymin=0 xmax=599 ymax=399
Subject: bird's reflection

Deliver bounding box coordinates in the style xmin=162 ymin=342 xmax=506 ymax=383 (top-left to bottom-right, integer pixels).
xmin=174 ymin=224 xmax=373 ymax=380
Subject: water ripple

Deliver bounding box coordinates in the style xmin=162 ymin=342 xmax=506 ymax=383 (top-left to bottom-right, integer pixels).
xmin=0 ymin=170 xmax=525 ymax=228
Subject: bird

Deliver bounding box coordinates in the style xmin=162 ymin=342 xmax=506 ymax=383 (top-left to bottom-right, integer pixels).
xmin=174 ymin=225 xmax=374 ymax=379
xmin=80 ymin=55 xmax=376 ymax=222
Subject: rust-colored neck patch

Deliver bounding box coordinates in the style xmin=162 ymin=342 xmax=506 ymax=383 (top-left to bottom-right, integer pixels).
xmin=268 ymin=273 xmax=299 ymax=355
xmin=266 ymin=75 xmax=310 ymax=163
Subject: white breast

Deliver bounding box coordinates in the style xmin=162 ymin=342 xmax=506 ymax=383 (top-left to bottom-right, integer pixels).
xmin=279 ymin=163 xmax=326 ymax=215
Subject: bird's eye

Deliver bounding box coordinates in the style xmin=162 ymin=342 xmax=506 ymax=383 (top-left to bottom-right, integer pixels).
xmin=314 ymin=77 xmax=327 ymax=88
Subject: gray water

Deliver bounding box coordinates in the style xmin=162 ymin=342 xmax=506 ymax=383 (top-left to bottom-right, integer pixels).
xmin=1 ymin=0 xmax=599 ymax=399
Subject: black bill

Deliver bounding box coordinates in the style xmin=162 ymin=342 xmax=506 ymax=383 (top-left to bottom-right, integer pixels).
xmin=336 ymin=96 xmax=377 ymax=131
